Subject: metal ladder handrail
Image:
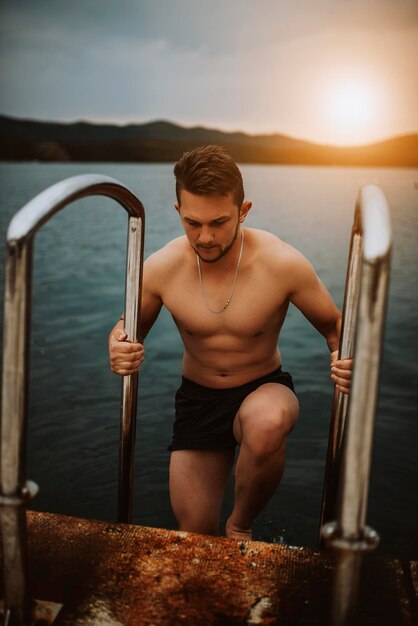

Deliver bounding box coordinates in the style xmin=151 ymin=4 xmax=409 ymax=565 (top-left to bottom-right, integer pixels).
xmin=0 ymin=174 xmax=145 ymax=626
xmin=320 ymin=184 xmax=392 ymax=625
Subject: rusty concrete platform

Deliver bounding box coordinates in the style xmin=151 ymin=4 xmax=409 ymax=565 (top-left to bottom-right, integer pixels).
xmin=1 ymin=510 xmax=417 ymax=625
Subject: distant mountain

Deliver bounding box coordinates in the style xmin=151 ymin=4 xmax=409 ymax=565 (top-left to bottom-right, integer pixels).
xmin=0 ymin=114 xmax=417 ymax=167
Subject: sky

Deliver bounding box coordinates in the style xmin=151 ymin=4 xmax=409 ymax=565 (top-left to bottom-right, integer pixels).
xmin=0 ymin=0 xmax=417 ymax=146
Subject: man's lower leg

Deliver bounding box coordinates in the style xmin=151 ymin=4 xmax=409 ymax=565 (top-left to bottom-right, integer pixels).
xmin=226 ymin=442 xmax=285 ymax=539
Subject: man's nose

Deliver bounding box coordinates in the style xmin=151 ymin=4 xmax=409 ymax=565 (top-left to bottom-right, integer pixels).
xmin=198 ymin=226 xmax=213 ymax=244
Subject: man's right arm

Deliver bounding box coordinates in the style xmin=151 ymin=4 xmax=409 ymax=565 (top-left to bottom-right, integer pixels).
xmin=283 ymin=246 xmax=353 ymax=394
xmin=109 ymin=256 xmax=164 ymax=376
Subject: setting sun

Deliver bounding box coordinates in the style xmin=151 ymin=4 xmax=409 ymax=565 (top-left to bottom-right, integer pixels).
xmin=321 ymin=78 xmax=382 ymax=145
xmin=329 ymin=82 xmax=373 ymax=126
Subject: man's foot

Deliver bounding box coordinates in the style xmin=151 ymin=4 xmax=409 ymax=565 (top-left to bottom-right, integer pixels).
xmin=225 ymin=518 xmax=253 ymax=540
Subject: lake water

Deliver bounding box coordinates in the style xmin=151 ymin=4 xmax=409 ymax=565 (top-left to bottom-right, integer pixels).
xmin=0 ymin=162 xmax=417 ymax=557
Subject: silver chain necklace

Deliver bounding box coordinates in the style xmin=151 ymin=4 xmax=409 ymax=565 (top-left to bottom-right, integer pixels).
xmin=196 ymin=228 xmax=244 ymax=314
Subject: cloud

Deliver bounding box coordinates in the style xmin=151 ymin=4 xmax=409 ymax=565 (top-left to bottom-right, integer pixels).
xmin=0 ymin=0 xmax=417 ymax=142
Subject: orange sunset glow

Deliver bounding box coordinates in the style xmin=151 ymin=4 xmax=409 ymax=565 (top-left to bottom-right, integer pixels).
xmin=0 ymin=1 xmax=417 ymax=149
xmin=318 ymin=79 xmax=380 ymax=146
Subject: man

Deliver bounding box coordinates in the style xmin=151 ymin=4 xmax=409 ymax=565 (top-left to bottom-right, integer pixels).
xmin=109 ymin=145 xmax=351 ymax=539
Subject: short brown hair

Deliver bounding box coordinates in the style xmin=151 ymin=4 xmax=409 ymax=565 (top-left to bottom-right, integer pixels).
xmin=174 ymin=145 xmax=244 ymax=207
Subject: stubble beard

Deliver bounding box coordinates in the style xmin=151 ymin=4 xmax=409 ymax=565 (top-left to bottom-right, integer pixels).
xmin=194 ymin=220 xmax=241 ymax=264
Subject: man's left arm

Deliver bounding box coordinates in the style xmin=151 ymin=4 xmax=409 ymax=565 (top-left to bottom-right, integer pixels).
xmin=287 ymin=252 xmax=353 ymax=394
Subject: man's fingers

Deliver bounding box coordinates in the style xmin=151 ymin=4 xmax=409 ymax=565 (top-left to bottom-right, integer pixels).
xmin=113 ymin=368 xmax=141 ymax=376
xmin=333 ymin=358 xmax=353 ymax=370
xmin=111 ymin=357 xmax=145 ymax=376
xmin=331 ymin=369 xmax=351 ymax=390
xmin=329 ymin=353 xmax=353 ymax=367
xmin=336 ymin=384 xmax=350 ymax=395
xmin=116 ymin=358 xmax=144 ymax=368
xmin=110 ymin=353 xmax=144 ymax=369
xmin=332 ymin=377 xmax=351 ymax=388
xmin=111 ymin=347 xmax=144 ymax=360
xmin=330 ymin=354 xmax=353 ymax=395
xmin=331 ymin=372 xmax=351 ymax=383
xmin=110 ymin=337 xmax=143 ymax=354
xmin=331 ymin=367 xmax=351 ymax=380
xmin=109 ymin=325 xmax=144 ymax=375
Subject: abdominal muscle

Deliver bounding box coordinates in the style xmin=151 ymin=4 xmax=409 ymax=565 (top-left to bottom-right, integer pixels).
xmin=181 ymin=333 xmax=282 ymax=389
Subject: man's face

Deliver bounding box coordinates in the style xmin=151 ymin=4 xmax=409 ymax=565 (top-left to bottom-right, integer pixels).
xmin=175 ymin=190 xmax=251 ymax=263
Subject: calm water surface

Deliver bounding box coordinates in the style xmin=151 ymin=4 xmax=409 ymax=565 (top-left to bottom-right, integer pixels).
xmin=0 ymin=162 xmax=417 ymax=556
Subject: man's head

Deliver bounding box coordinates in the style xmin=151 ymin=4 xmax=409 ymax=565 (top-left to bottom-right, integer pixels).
xmin=174 ymin=145 xmax=244 ymax=208
xmin=173 ymin=146 xmax=251 ymax=263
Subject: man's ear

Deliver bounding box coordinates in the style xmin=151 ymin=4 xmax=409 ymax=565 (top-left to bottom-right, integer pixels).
xmin=239 ymin=200 xmax=252 ymax=223
xmin=174 ymin=202 xmax=180 ymax=214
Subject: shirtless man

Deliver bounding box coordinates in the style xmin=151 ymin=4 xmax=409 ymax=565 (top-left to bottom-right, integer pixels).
xmin=109 ymin=145 xmax=351 ymax=539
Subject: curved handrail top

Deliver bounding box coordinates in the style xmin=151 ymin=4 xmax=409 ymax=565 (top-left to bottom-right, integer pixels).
xmin=7 ymin=174 xmax=144 ymax=243
xmin=356 ymin=184 xmax=392 ymax=262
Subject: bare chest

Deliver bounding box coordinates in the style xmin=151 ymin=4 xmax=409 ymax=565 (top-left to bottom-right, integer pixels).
xmin=162 ymin=264 xmax=289 ymax=338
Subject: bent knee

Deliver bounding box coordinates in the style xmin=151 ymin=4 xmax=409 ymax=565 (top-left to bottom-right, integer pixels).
xmin=241 ymin=407 xmax=298 ymax=458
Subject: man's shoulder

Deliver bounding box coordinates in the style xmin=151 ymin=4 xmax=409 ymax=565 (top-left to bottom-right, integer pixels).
xmin=249 ymin=228 xmax=306 ymax=266
xmin=249 ymin=229 xmax=317 ymax=294
xmin=145 ymin=236 xmax=189 ymax=273
xmin=142 ymin=237 xmax=189 ymax=295
xmin=148 ymin=235 xmax=188 ymax=259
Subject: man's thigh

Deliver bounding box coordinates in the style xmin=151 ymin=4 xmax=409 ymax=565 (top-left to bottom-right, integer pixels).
xmin=232 ymin=383 xmax=299 ymax=447
xmin=169 ymin=449 xmax=235 ymax=515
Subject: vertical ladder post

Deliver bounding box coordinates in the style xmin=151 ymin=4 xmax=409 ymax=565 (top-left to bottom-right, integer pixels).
xmin=0 ymin=235 xmax=36 ymax=625
xmin=0 ymin=175 xmax=145 ymax=625
xmin=118 ymin=215 xmax=144 ymax=523
xmin=319 ymin=210 xmax=363 ymax=530
xmin=321 ymin=185 xmax=392 ymax=625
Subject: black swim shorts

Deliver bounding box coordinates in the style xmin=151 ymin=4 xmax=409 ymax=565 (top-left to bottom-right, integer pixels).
xmin=168 ymin=366 xmax=296 ymax=452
